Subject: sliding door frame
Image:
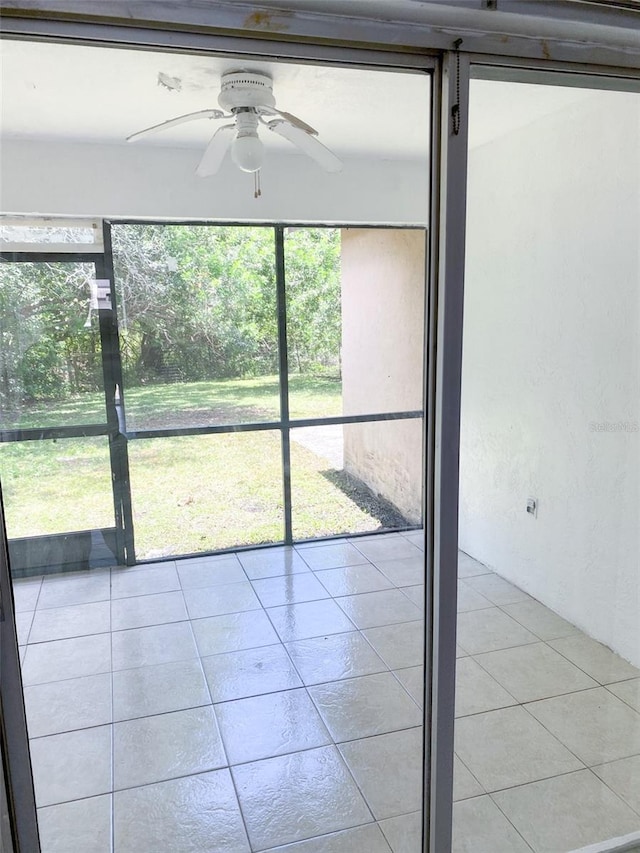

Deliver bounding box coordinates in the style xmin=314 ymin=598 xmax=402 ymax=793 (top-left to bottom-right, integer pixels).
xmin=446 ymin=53 xmax=640 ymax=853
xmin=0 ymin=249 xmax=133 ymax=573
xmin=2 ymin=12 xmax=638 ymax=852
xmin=424 ymin=48 xmax=470 ymax=853
xmin=426 ymin=45 xmax=640 ymax=853
xmin=0 ymin=485 xmax=39 ymax=851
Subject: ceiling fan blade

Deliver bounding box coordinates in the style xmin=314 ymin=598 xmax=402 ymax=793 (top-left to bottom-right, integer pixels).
xmin=275 ymin=109 xmax=318 ymax=136
xmin=268 ymin=120 xmax=342 ymax=173
xmin=259 ymin=106 xmax=317 ymax=136
xmin=196 ymin=124 xmax=236 ymax=176
xmin=127 ymin=109 xmax=226 ymax=142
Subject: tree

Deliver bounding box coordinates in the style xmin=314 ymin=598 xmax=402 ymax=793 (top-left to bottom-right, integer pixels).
xmin=111 ymin=224 xmax=341 ymax=384
xmin=285 ymin=228 xmax=341 ymax=375
xmin=0 ymin=260 xmax=102 ymax=422
xmin=0 ymin=223 xmax=342 ymax=422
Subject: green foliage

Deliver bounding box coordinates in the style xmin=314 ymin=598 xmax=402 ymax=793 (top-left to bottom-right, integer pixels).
xmin=0 ymin=225 xmax=342 ymax=421
xmin=285 ymin=228 xmax=341 ymax=375
xmin=0 ymin=261 xmax=102 ymax=419
xmin=112 ymin=224 xmax=341 ymax=386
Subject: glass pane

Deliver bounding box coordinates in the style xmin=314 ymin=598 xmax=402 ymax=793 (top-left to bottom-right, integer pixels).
xmin=291 ymin=418 xmax=423 ymax=540
xmin=2 ymin=36 xmax=432 ymax=853
xmin=0 ymin=221 xmax=101 ymax=246
xmin=286 ymin=228 xmax=426 ymax=419
xmin=112 ymin=224 xmax=281 ymax=431
xmin=0 ymin=262 xmax=106 ymax=429
xmin=129 ymin=431 xmax=284 ymax=558
xmin=0 ymin=437 xmax=114 ymax=537
xmin=456 ymin=78 xmax=640 ymax=852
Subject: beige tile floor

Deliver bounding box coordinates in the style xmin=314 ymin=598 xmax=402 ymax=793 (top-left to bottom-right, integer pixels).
xmin=12 ymin=532 xmax=640 ymax=853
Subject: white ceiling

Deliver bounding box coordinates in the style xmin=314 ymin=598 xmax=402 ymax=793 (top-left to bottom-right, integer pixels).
xmin=0 ymin=38 xmax=605 ymax=162
xmin=0 ymin=39 xmax=431 ymax=159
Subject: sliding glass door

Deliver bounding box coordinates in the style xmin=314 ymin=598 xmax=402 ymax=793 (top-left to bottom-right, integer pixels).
xmin=0 ymin=32 xmax=433 ymax=853
xmin=451 ymin=70 xmax=640 ymax=853
xmin=0 ymin=485 xmax=40 ymax=851
xmin=0 ymin=250 xmax=132 ymax=576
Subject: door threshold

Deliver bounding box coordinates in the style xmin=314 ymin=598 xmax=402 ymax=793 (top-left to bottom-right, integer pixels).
xmin=571 ymin=832 xmax=640 ymax=853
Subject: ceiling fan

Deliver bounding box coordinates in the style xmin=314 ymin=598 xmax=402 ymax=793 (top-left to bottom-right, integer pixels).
xmin=127 ymin=70 xmax=343 ymax=179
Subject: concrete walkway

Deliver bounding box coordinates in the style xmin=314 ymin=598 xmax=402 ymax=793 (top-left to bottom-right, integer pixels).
xmin=290 ymin=424 xmax=344 ymax=469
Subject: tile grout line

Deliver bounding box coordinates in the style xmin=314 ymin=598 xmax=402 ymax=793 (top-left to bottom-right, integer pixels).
xmin=25 ymin=575 xmax=43 ymax=645
xmin=543 ymin=641 xmax=640 ymax=690
xmin=233 ymin=549 xmax=422 ymax=842
xmin=484 ymin=790 xmax=538 ymax=853
xmin=296 ymin=661 xmax=380 ymax=844
xmin=250 ymin=817 xmax=395 ymax=853
xmin=214 ymin=720 xmax=252 ymax=851
xmin=491 ymin=594 xmax=640 ymax=686
xmin=588 ymin=764 xmax=640 ymax=821
xmin=516 ymin=694 xmax=615 ymax=778
xmin=453 ymin=751 xmax=486 ymax=802
xmin=467 ymin=649 xmax=599 ymax=708
xmin=386 ymin=667 xmax=424 ymax=712
xmin=487 ymin=763 xmax=640 ymax=846
xmin=602 ymin=682 xmax=640 ymax=714
xmin=28 ymin=542 xmax=640 ymax=852
xmin=455 ymin=564 xmax=640 ymax=851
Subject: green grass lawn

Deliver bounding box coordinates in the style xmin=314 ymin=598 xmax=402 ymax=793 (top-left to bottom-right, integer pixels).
xmin=1 ymin=373 xmax=343 ymax=431
xmin=0 ymin=375 xmax=406 ymax=559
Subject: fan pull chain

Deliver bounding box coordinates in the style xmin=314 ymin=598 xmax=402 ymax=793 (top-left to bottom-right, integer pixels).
xmin=452 ymin=38 xmax=463 ymax=136
xmin=254 ymin=170 xmax=262 ymax=199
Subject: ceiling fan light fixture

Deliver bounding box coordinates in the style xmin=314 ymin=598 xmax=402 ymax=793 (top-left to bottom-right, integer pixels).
xmin=231 ymin=132 xmax=264 ymax=173
xmin=127 ymin=68 xmax=343 ymax=181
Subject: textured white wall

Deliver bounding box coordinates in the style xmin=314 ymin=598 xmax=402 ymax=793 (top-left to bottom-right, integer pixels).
xmin=0 ymin=139 xmax=429 ymax=225
xmin=341 ymin=228 xmax=425 ymax=522
xmin=459 ymin=88 xmax=640 ymax=666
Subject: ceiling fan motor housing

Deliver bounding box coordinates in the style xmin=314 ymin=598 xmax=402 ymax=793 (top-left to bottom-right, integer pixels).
xmin=218 ymin=71 xmax=276 ymax=111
